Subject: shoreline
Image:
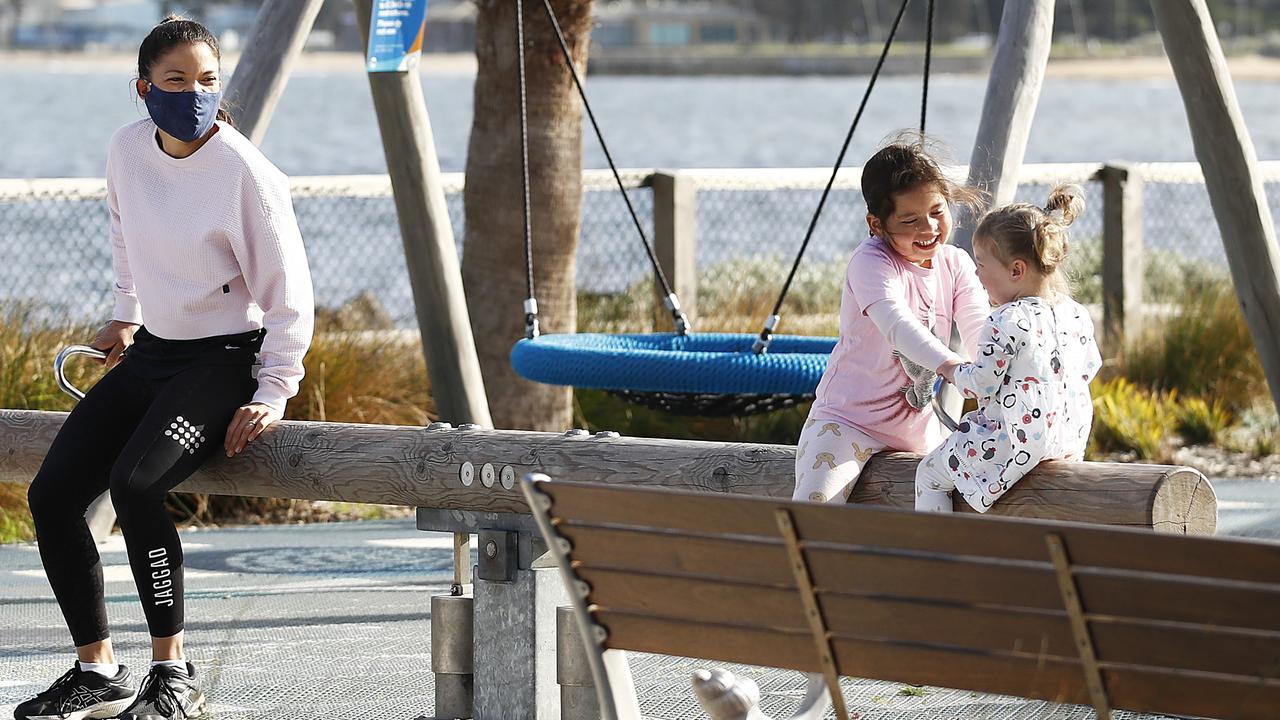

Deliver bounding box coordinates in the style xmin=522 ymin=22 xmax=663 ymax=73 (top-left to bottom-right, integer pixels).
xmin=2 ymin=49 xmax=1279 ymax=80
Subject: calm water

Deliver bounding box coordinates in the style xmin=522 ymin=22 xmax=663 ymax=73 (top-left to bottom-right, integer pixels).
xmin=3 ymin=64 xmax=1279 ymax=324
xmin=2 ymin=66 xmax=1280 ymax=177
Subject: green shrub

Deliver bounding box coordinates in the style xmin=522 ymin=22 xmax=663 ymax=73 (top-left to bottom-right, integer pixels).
xmin=1174 ymin=396 xmax=1233 ymax=446
xmin=1116 ymin=279 xmax=1264 ymax=416
xmin=1089 ymin=377 xmax=1176 ymax=460
xmin=0 ymin=307 xmax=101 ymax=412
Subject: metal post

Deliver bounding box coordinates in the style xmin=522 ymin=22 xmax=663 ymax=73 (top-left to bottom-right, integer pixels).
xmin=473 ymin=530 xmax=569 ymax=720
xmin=557 ymin=606 xmax=599 ymax=720
xmin=431 ymin=593 xmax=475 ymax=719
xmin=1099 ymin=163 xmax=1144 ymax=354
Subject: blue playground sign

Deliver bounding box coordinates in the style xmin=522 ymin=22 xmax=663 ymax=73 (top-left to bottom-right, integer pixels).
xmin=366 ymin=0 xmax=430 ymax=72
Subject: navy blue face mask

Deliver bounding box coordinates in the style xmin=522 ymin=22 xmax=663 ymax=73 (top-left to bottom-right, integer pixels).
xmin=143 ymin=84 xmax=223 ymax=142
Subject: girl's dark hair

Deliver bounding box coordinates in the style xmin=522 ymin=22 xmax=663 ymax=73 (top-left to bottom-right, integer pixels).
xmin=974 ymin=184 xmax=1086 ymax=301
xmin=137 ymin=15 xmax=234 ymax=125
xmin=860 ymin=133 xmax=984 ymax=228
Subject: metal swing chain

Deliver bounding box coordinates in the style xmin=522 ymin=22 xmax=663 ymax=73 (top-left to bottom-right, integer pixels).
xmin=537 ymin=0 xmax=691 ymax=335
xmin=751 ymin=0 xmax=915 ymax=354
xmin=516 ymin=0 xmax=540 ymax=339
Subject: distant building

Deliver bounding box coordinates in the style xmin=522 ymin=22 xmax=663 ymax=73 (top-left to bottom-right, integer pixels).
xmin=17 ymin=0 xmax=160 ymax=50
xmin=408 ymin=0 xmax=769 ymax=55
xmin=592 ymin=1 xmax=768 ymax=50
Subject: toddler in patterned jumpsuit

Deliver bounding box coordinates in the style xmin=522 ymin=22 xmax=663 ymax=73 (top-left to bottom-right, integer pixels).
xmin=917 ymin=185 xmax=1102 ymax=513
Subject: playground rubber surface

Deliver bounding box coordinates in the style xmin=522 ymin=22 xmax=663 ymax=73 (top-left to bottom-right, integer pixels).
xmin=2 ymin=477 xmax=1273 ymax=719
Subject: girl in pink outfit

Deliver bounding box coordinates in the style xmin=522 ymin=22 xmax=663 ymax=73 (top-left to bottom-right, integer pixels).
xmin=918 ymin=186 xmax=1102 ymax=513
xmin=795 ymin=140 xmax=989 ymax=505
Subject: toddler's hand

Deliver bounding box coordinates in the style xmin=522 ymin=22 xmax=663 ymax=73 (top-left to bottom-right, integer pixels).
xmin=936 ymin=359 xmax=965 ymax=385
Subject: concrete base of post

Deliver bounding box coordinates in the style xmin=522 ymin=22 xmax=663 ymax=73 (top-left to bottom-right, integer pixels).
xmin=557 ymin=605 xmax=600 ymax=720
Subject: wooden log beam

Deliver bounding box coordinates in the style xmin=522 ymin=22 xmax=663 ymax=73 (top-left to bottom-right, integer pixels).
xmin=1151 ymin=0 xmax=1280 ymax=412
xmin=0 ymin=410 xmax=1215 ymax=534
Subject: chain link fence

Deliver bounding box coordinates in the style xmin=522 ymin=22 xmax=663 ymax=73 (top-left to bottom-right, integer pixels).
xmin=2 ymin=163 xmax=1277 ymax=329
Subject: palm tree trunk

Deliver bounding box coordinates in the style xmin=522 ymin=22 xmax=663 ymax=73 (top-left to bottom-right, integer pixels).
xmin=464 ymin=0 xmax=592 ymax=430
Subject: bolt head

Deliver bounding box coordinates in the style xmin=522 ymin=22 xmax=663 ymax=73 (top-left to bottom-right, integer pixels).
xmin=485 ymin=540 xmax=498 ymax=558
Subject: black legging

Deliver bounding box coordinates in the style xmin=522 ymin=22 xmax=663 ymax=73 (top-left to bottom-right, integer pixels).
xmin=28 ymin=327 xmax=263 ymax=647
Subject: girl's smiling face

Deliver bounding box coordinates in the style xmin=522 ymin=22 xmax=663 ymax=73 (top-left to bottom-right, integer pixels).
xmin=868 ymin=183 xmax=952 ymax=267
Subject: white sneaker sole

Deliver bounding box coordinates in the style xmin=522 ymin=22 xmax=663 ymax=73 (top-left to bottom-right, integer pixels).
xmin=22 ymin=695 xmax=136 ymax=720
xmin=187 ymin=690 xmax=208 ymax=717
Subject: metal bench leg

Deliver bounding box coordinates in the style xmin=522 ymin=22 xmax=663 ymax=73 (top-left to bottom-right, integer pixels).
xmin=524 ymin=474 xmax=640 ymax=720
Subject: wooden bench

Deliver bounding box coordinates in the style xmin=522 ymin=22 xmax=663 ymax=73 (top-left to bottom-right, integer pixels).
xmin=522 ymin=474 xmax=1280 ymax=720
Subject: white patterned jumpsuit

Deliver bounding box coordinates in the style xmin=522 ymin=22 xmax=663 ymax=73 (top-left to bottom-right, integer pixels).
xmin=915 ymin=296 xmax=1102 ymax=513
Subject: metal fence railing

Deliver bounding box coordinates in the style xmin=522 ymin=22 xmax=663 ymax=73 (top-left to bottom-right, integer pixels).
xmin=2 ymin=162 xmax=1278 ymax=330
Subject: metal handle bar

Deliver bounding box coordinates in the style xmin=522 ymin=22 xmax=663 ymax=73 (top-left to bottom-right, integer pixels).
xmin=932 ymin=376 xmax=960 ymax=432
xmin=54 ymin=345 xmax=108 ymax=401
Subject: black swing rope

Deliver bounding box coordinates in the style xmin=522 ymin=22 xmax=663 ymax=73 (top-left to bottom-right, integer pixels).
xmin=922 ymin=0 xmax=935 ymax=134
xmin=517 ymin=0 xmax=691 ymax=338
xmin=752 ymin=0 xmax=931 ymax=354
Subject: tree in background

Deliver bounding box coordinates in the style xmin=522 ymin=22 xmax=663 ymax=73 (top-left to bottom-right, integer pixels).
xmin=463 ymin=0 xmax=592 ymax=431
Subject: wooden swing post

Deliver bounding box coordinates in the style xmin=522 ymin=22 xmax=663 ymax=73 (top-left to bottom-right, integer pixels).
xmin=1151 ymin=0 xmax=1280 ymax=413
xmin=952 ymin=0 xmax=1056 ymax=253
xmin=222 ymin=0 xmax=327 ymax=145
xmin=353 ymin=0 xmax=492 ymax=426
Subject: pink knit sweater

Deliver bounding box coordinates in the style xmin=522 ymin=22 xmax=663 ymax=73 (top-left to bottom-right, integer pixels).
xmin=106 ymin=119 xmax=314 ymax=412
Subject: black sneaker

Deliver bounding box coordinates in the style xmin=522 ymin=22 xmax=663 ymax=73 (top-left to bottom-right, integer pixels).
xmin=117 ymin=663 xmax=205 ymax=720
xmin=14 ymin=662 xmax=136 ymax=720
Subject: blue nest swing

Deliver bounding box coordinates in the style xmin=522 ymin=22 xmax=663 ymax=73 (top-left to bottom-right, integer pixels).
xmin=511 ymin=333 xmax=836 ymax=414
xmin=507 ymin=0 xmax=931 ymax=416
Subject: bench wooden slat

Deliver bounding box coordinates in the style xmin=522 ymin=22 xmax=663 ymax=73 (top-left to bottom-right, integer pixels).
xmin=1103 ymin=667 xmax=1280 ymax=720
xmin=596 ymin=612 xmax=820 ymax=672
xmin=597 ymin=612 xmax=1280 ymax=720
xmin=596 ymin=611 xmax=1090 ymax=705
xmin=564 ymin=525 xmax=795 ymax=585
xmin=563 ymin=523 xmax=1280 ymax=633
xmin=579 ymin=567 xmax=1280 ymax=678
xmin=543 ymin=482 xmax=1279 ymax=585
xmin=1092 ymin=619 xmax=1280 ymax=679
xmin=578 ymin=567 xmax=1075 ymax=654
xmin=564 ymin=524 xmax=1066 ymax=609
xmin=1075 ymin=570 xmax=1280 ymax=632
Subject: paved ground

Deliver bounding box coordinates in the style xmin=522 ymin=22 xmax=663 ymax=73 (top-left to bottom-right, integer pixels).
xmin=1 ymin=477 xmax=1274 ymax=720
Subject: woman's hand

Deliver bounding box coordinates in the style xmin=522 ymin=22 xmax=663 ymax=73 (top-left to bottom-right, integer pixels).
xmin=225 ymin=402 xmax=282 ymax=457
xmin=90 ymin=320 xmax=139 ymax=369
